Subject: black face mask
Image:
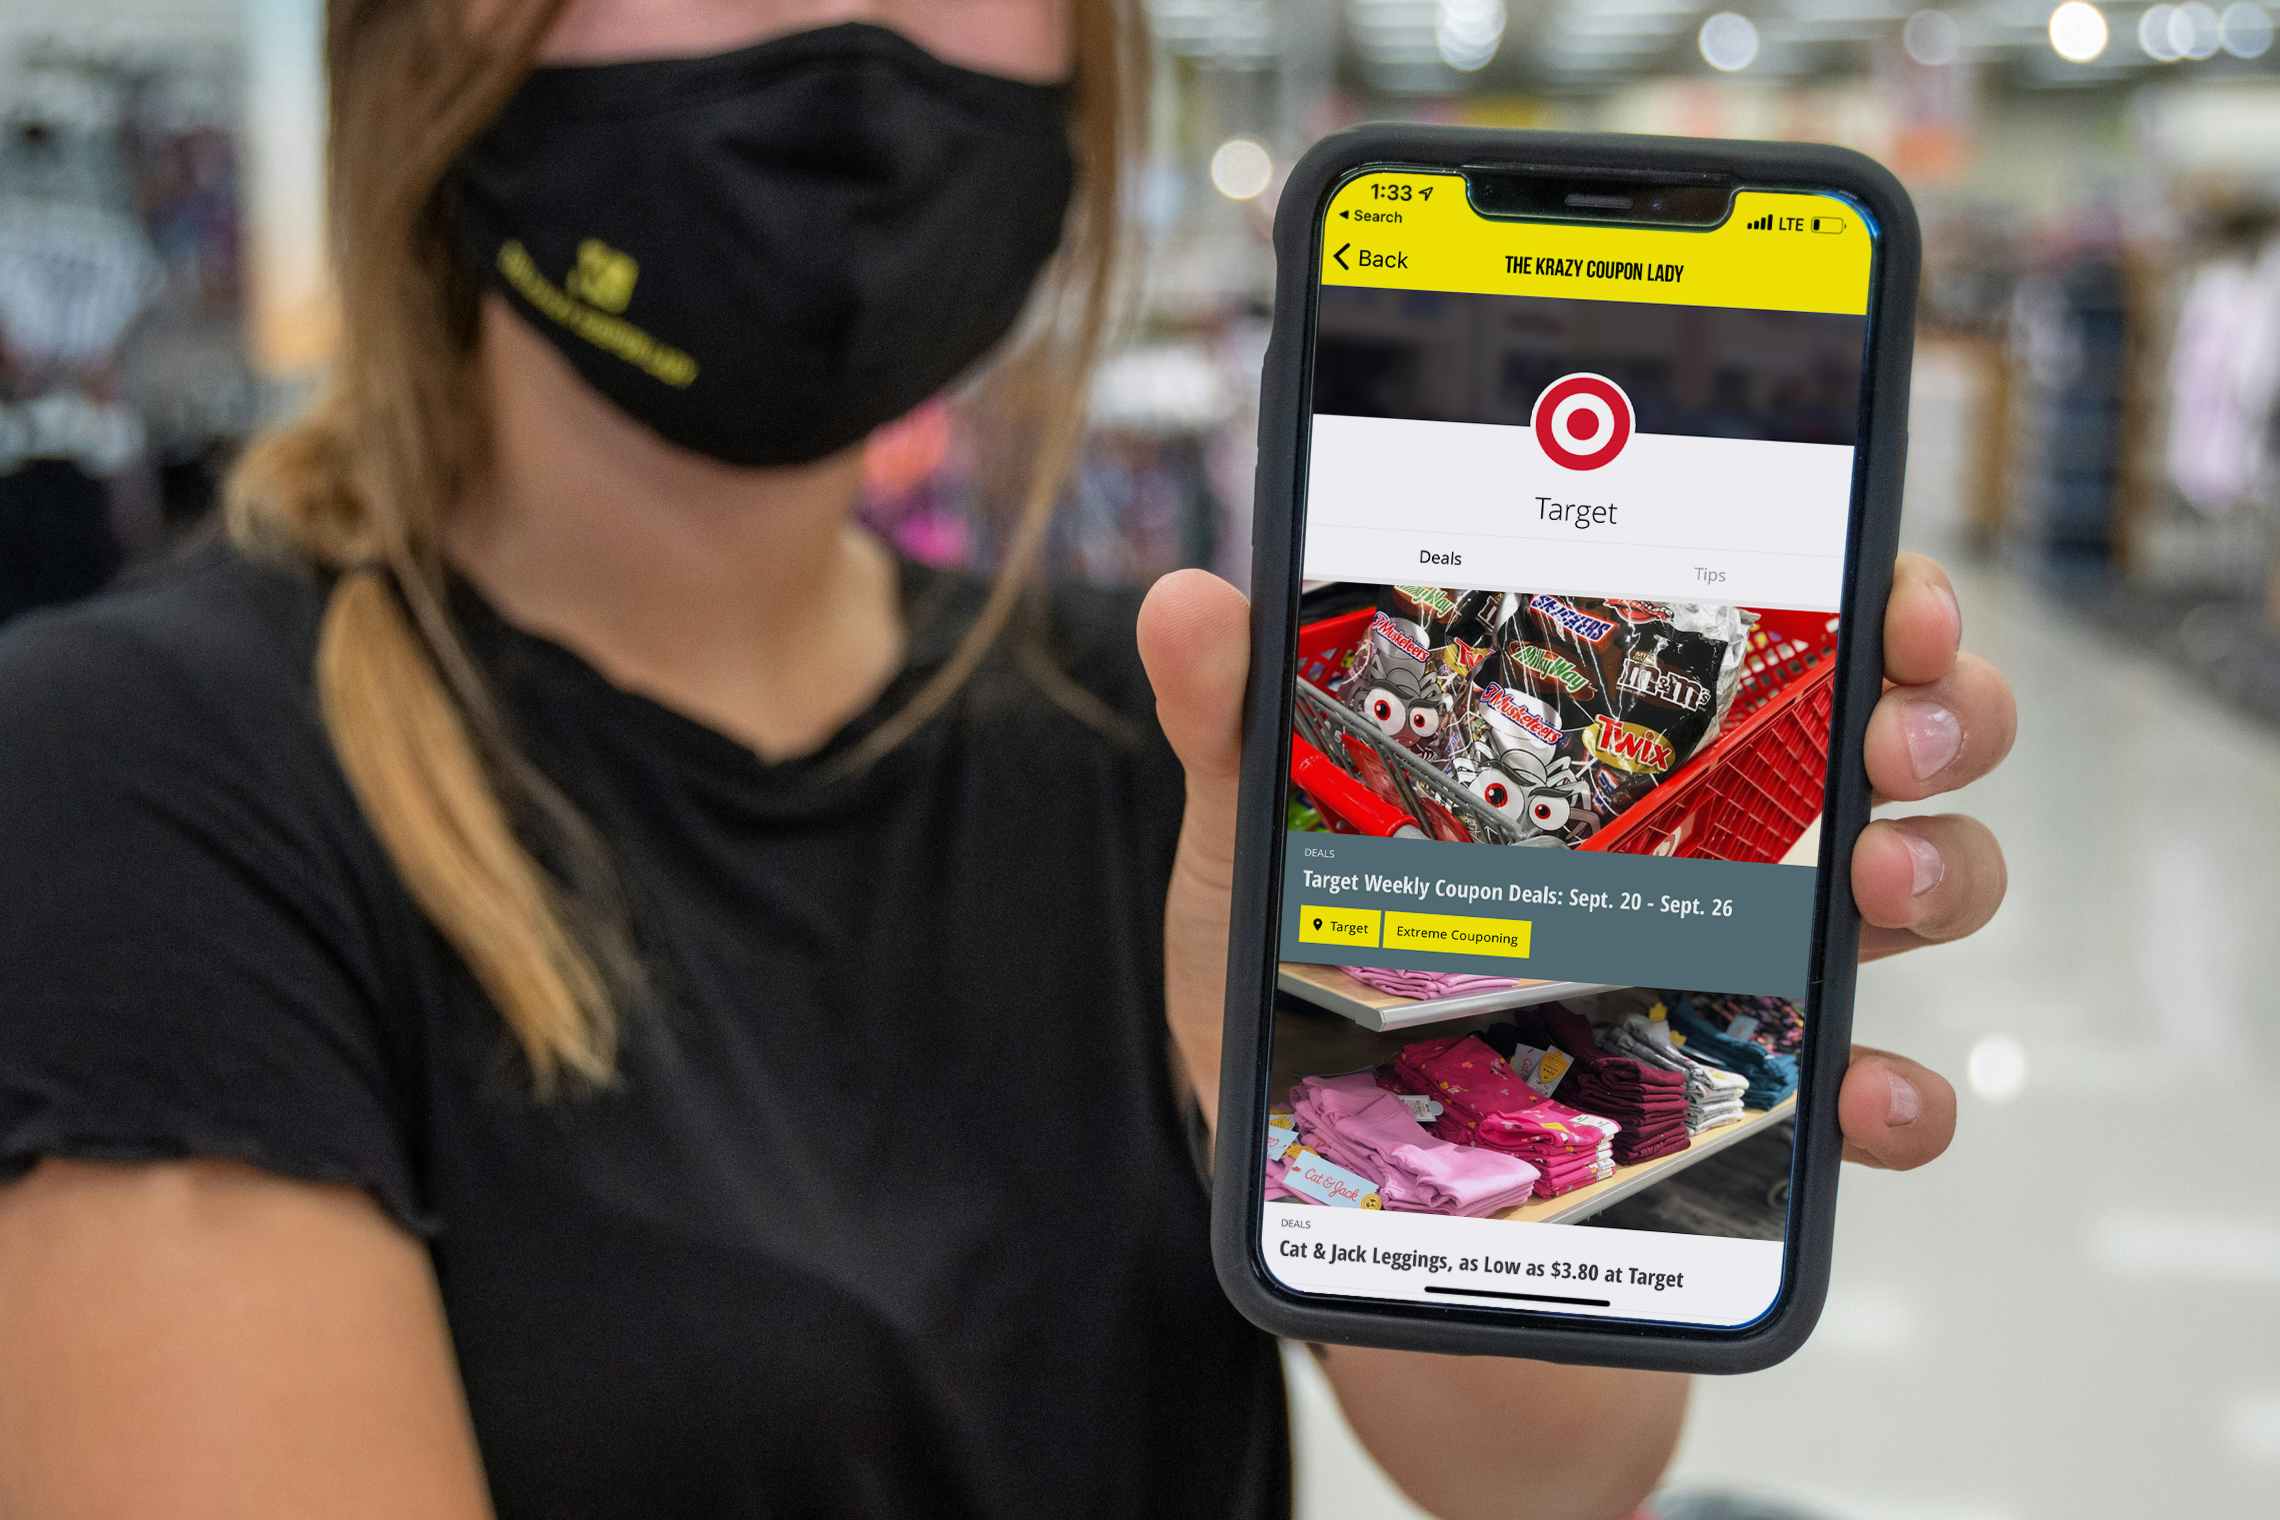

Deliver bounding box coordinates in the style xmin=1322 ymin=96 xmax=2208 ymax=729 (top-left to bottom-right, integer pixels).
xmin=453 ymin=22 xmax=1075 ymax=467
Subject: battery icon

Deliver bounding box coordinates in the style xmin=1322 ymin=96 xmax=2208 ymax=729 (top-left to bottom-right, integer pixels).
xmin=1809 ymin=215 xmax=1846 ymax=235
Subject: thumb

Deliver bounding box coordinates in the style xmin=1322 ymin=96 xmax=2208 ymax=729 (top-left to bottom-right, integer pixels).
xmin=1137 ymin=568 xmax=1251 ymax=802
xmin=1137 ymin=569 xmax=1252 ymax=1128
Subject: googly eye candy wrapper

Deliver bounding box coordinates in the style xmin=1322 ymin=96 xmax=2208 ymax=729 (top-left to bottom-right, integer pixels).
xmin=1338 ymin=598 xmax=1476 ymax=768
xmin=1362 ymin=686 xmax=1409 ymax=738
xmin=1462 ymin=681 xmax=1598 ymax=846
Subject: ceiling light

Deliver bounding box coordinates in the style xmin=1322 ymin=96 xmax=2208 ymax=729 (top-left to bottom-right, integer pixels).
xmin=1437 ymin=0 xmax=1506 ymax=70
xmin=2141 ymin=3 xmax=2184 ymax=59
xmin=1437 ymin=37 xmax=1500 ymax=70
xmin=1965 ymin=1033 xmax=2028 ymax=1102
xmin=1698 ymin=11 xmax=1762 ymax=71
xmin=1438 ymin=0 xmax=1505 ymax=44
xmin=2048 ymin=1 xmax=2110 ymax=62
xmin=2220 ymin=2 xmax=2276 ymax=55
xmin=1903 ymin=9 xmax=1964 ymax=64
xmin=1209 ymin=137 xmax=1273 ymax=202
xmin=2174 ymin=0 xmax=2224 ymax=55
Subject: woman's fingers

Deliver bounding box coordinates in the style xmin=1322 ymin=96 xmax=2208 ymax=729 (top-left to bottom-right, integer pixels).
xmin=1850 ymin=812 xmax=2008 ymax=959
xmin=1882 ymin=552 xmax=1963 ymax=687
xmin=1863 ymin=650 xmax=2017 ymax=803
xmin=1836 ymin=1045 xmax=1957 ymax=1169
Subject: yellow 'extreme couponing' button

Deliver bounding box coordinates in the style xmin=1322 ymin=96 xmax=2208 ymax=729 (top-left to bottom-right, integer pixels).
xmin=1297 ymin=905 xmax=1382 ymax=948
xmin=1382 ymin=912 xmax=1533 ymax=959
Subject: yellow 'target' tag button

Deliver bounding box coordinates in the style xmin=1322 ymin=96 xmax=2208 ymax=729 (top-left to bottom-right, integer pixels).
xmin=1382 ymin=912 xmax=1533 ymax=959
xmin=1298 ymin=905 xmax=1381 ymax=948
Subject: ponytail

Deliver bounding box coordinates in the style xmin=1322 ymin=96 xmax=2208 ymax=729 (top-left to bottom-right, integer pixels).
xmin=317 ymin=569 xmax=620 ymax=1090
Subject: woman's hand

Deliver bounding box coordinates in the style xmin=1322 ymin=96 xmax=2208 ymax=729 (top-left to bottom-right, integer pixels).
xmin=1139 ymin=553 xmax=2012 ymax=1520
xmin=1137 ymin=550 xmax=2013 ymax=1161
xmin=1835 ymin=551 xmax=2014 ymax=1165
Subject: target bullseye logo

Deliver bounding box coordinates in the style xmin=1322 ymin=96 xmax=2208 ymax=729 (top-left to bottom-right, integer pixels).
xmin=1531 ymin=372 xmax=1634 ymax=471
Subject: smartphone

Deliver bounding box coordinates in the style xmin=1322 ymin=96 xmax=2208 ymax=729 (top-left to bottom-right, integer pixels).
xmin=1214 ymin=127 xmax=1916 ymax=1372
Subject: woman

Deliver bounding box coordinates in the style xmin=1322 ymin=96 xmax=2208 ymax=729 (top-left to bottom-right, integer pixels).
xmin=0 ymin=2 xmax=2014 ymax=1516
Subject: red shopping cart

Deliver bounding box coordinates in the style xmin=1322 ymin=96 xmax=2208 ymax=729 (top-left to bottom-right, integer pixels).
xmin=1289 ymin=603 xmax=1839 ymax=863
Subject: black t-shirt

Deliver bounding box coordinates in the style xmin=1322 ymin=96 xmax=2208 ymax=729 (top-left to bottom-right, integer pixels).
xmin=0 ymin=545 xmax=1286 ymax=1518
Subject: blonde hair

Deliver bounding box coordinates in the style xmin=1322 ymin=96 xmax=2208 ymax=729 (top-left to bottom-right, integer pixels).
xmin=228 ymin=0 xmax=1142 ymax=1092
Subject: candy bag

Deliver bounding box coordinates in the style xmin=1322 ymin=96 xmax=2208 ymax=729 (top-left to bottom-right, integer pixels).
xmin=1337 ymin=588 xmax=1494 ymax=773
xmin=1506 ymin=594 xmax=1739 ymax=821
xmin=1454 ymin=677 xmax=1602 ymax=846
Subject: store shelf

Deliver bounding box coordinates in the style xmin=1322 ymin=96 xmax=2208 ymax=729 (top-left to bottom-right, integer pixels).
xmin=1277 ymin=962 xmax=1618 ymax=1032
xmin=1267 ymin=994 xmax=1797 ymax=1230
xmin=1493 ymin=1095 xmax=1796 ymax=1226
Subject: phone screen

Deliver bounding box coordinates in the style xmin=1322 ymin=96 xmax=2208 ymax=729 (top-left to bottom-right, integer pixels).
xmin=1258 ymin=168 xmax=1879 ymax=1330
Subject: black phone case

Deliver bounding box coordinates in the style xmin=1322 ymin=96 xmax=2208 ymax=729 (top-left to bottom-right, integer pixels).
xmin=1212 ymin=124 xmax=1919 ymax=1373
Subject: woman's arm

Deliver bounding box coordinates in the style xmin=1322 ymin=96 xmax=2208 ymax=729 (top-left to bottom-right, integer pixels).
xmin=0 ymin=1159 xmax=494 ymax=1520
xmin=1316 ymin=1346 xmax=1689 ymax=1519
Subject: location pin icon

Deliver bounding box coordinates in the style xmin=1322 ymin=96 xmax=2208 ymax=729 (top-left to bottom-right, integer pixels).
xmin=1313 ymin=917 xmax=1324 ymax=931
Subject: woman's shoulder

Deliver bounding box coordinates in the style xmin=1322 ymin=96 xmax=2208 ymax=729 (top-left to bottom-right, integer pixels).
xmin=0 ymin=542 xmax=360 ymax=868
xmin=0 ymin=546 xmax=430 ymax=1237
xmin=0 ymin=541 xmax=331 ymax=750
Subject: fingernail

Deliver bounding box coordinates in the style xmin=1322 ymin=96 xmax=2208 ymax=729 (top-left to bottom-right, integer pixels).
xmin=1903 ymin=830 xmax=1945 ymax=896
xmin=1933 ymin=578 xmax=1961 ymax=647
xmin=1886 ymin=1070 xmax=1922 ymax=1127
xmin=1903 ymin=699 xmax=1962 ymax=781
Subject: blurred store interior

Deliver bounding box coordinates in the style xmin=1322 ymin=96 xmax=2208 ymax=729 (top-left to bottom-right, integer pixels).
xmin=4 ymin=2 xmax=2278 ymax=1516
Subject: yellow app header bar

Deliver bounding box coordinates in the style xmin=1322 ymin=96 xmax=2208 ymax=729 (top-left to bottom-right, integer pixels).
xmin=1319 ymin=172 xmax=1870 ymax=316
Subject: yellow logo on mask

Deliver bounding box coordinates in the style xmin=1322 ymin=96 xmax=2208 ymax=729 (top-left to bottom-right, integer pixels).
xmin=496 ymin=240 xmax=695 ymax=387
xmin=566 ymin=239 xmax=639 ymax=313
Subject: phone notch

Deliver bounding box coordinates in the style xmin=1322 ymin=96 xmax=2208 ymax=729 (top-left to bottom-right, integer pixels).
xmin=1463 ymin=166 xmax=1735 ymax=228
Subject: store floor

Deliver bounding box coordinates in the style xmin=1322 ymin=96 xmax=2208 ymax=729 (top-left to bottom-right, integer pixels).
xmin=1282 ymin=544 xmax=2280 ymax=1518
